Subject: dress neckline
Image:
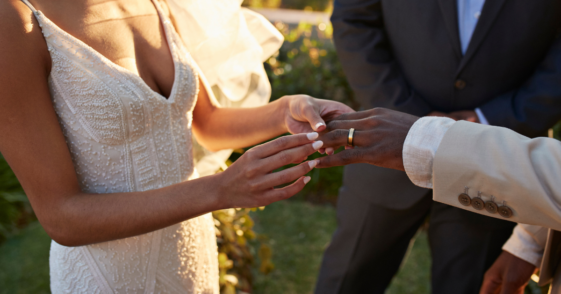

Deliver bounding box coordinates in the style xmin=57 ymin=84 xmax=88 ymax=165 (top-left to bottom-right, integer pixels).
xmin=27 ymin=0 xmax=179 ymax=103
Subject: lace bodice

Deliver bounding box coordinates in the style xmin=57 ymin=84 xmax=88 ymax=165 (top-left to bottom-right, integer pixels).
xmin=21 ymin=0 xmax=219 ymax=292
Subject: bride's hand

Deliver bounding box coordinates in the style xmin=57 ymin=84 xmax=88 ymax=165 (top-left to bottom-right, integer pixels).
xmin=216 ymin=132 xmax=323 ymax=208
xmin=282 ymin=95 xmax=355 ymax=134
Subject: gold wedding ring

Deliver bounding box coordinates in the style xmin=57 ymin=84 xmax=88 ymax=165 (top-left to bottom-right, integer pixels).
xmin=347 ymin=128 xmax=355 ymax=147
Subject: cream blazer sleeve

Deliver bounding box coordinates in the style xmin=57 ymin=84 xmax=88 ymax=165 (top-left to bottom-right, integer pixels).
xmin=432 ymin=120 xmax=561 ymax=231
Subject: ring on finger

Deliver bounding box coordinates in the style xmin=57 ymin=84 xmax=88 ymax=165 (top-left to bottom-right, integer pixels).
xmin=347 ymin=128 xmax=355 ymax=147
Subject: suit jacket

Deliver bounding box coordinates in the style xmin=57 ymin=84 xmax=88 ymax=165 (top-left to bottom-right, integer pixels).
xmin=432 ymin=121 xmax=561 ymax=290
xmin=332 ymin=0 xmax=561 ymax=209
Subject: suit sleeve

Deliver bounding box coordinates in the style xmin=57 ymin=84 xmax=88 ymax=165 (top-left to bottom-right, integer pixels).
xmin=432 ymin=121 xmax=561 ymax=231
xmin=331 ymin=0 xmax=432 ymax=115
xmin=479 ymin=36 xmax=561 ymax=137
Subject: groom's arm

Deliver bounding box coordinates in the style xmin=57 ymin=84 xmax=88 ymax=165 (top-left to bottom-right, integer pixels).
xmin=331 ymin=0 xmax=432 ymax=115
xmin=316 ymin=109 xmax=561 ymax=230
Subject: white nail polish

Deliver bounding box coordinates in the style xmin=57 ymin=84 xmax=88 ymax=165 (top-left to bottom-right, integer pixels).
xmin=308 ymin=160 xmax=318 ymax=168
xmin=312 ymin=141 xmax=324 ymax=150
xmin=315 ymin=122 xmax=325 ymax=129
xmin=303 ymin=176 xmax=311 ymax=184
xmin=307 ymin=132 xmax=319 ymax=140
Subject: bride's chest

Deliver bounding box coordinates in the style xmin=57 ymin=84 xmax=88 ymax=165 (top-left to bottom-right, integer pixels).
xmin=33 ymin=0 xmax=179 ymax=99
xmin=45 ymin=34 xmax=199 ymax=147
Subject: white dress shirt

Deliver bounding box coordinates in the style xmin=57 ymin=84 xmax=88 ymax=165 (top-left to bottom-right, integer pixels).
xmin=403 ymin=116 xmax=547 ymax=267
xmin=457 ymin=0 xmax=489 ymax=124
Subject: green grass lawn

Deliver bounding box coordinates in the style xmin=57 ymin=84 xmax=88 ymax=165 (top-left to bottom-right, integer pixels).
xmin=0 ymin=200 xmax=545 ymax=294
xmin=249 ymin=200 xmax=431 ymax=294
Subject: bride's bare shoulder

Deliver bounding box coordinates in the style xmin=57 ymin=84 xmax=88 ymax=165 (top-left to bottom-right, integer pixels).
xmin=0 ymin=0 xmax=50 ymax=71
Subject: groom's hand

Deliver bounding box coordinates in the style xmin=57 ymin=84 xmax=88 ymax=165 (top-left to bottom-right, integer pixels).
xmin=316 ymin=108 xmax=419 ymax=170
xmin=479 ymin=251 xmax=537 ymax=294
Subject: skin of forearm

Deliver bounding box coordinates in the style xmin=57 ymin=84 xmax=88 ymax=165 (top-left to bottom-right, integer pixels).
xmin=192 ymin=93 xmax=289 ymax=151
xmin=39 ymin=173 xmax=224 ymax=247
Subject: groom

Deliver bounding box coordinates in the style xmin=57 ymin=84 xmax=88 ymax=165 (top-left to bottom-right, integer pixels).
xmin=316 ymin=0 xmax=561 ymax=293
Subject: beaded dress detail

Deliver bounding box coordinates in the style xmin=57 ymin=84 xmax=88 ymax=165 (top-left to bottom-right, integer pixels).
xmin=21 ymin=0 xmax=219 ymax=293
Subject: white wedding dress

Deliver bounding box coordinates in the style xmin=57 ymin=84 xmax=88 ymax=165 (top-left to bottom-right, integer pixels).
xmin=20 ymin=0 xmax=221 ymax=292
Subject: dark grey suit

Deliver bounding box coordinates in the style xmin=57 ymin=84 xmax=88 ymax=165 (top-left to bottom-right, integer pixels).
xmin=315 ymin=0 xmax=561 ymax=293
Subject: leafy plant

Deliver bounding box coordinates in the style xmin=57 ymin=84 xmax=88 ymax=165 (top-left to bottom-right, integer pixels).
xmin=243 ymin=0 xmax=332 ymax=11
xmin=213 ymin=207 xmax=274 ymax=294
xmin=0 ymin=154 xmax=35 ymax=243
xmin=552 ymin=121 xmax=561 ymax=140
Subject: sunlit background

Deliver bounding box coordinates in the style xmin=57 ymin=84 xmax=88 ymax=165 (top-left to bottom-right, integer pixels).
xmin=0 ymin=1 xmax=552 ymax=293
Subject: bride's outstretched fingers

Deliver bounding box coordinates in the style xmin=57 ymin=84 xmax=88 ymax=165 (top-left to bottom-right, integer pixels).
xmin=217 ymin=133 xmax=322 ymax=208
xmin=258 ymin=137 xmax=323 ymax=171
xmin=254 ymin=160 xmax=318 ymax=191
xmin=263 ymin=176 xmax=311 ymax=203
xmin=315 ymin=108 xmax=420 ymax=171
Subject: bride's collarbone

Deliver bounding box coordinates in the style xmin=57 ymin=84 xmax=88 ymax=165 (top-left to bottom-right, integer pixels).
xmin=28 ymin=0 xmax=176 ymax=98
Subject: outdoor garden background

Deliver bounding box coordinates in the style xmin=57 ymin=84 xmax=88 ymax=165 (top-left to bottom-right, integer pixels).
xmin=0 ymin=1 xmax=555 ymax=293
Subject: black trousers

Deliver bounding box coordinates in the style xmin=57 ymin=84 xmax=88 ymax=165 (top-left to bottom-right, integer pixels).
xmin=314 ymin=190 xmax=516 ymax=294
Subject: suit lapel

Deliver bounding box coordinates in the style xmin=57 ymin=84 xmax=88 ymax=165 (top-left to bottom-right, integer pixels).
xmin=437 ymin=0 xmax=462 ymax=60
xmin=456 ymin=0 xmax=508 ymax=74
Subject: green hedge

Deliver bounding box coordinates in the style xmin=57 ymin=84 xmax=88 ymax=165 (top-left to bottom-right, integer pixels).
xmin=0 ymin=154 xmax=35 ymax=244
xmin=243 ymin=0 xmax=332 ymax=11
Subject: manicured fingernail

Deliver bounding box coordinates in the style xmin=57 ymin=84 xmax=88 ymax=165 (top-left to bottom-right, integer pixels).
xmin=326 ymin=147 xmax=334 ymax=154
xmin=308 ymin=160 xmax=318 ymax=168
xmin=307 ymin=132 xmax=319 ymax=140
xmin=312 ymin=141 xmax=324 ymax=150
xmin=315 ymin=122 xmax=325 ymax=130
xmin=303 ymin=176 xmax=311 ymax=184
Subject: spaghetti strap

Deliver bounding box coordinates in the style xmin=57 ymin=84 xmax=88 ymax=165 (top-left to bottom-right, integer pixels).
xmin=20 ymin=0 xmax=38 ymax=13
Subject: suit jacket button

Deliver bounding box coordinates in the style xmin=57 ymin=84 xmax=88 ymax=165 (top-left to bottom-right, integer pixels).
xmin=458 ymin=193 xmax=471 ymax=206
xmin=455 ymin=79 xmax=467 ymax=90
xmin=485 ymin=201 xmax=498 ymax=214
xmin=472 ymin=197 xmax=485 ymax=210
xmin=498 ymin=206 xmax=513 ymax=218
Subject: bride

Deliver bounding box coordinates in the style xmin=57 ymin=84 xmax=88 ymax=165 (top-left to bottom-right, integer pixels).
xmin=0 ymin=0 xmax=352 ymax=292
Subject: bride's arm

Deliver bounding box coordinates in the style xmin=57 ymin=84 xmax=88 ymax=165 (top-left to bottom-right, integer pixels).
xmin=0 ymin=1 xmax=320 ymax=247
xmin=192 ymin=80 xmax=354 ymax=152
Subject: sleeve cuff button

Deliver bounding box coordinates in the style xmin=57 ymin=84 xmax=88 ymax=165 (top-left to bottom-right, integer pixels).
xmin=499 ymin=206 xmax=513 ymax=218
xmin=458 ymin=193 xmax=471 ymax=206
xmin=485 ymin=201 xmax=498 ymax=214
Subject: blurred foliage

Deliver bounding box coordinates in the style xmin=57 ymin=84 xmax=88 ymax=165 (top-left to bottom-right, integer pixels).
xmin=242 ymin=0 xmax=332 ymax=11
xmin=0 ymin=222 xmax=51 ymax=294
xmin=266 ymin=21 xmax=357 ymax=109
xmin=0 ymin=154 xmax=35 ymax=244
xmin=552 ymin=121 xmax=561 ymax=140
xmin=213 ymin=207 xmax=274 ymax=294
